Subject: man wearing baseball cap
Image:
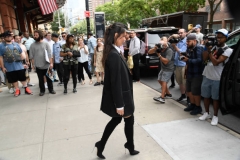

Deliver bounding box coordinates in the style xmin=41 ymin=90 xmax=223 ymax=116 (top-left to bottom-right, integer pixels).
xmin=0 ymin=31 xmax=32 ymax=97
xmin=188 ymin=24 xmax=204 ymax=45
xmin=181 ymin=33 xmax=204 ymax=115
xmin=199 ymin=28 xmax=233 ymax=125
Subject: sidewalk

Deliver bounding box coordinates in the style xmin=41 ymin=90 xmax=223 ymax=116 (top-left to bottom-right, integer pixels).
xmin=0 ymin=72 xmax=239 ymax=160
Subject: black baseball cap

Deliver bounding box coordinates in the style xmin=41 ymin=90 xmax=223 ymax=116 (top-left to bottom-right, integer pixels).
xmin=2 ymin=30 xmax=13 ymax=37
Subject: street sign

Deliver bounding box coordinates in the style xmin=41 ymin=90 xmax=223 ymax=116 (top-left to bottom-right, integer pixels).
xmin=84 ymin=11 xmax=90 ymax=18
xmin=94 ymin=12 xmax=105 ymax=38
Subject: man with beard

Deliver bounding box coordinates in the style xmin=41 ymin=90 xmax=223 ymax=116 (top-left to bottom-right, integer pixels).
xmin=29 ymin=30 xmax=56 ymax=96
xmin=21 ymin=31 xmax=35 ymax=72
xmin=182 ymin=33 xmax=204 ymax=115
xmin=0 ymin=31 xmax=32 ymax=97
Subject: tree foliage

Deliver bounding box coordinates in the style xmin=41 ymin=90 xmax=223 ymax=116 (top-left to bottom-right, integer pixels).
xmin=70 ymin=19 xmax=95 ymax=35
xmin=50 ymin=10 xmax=66 ymax=32
xmin=95 ymin=0 xmax=205 ymax=28
xmin=208 ymin=0 xmax=223 ymax=28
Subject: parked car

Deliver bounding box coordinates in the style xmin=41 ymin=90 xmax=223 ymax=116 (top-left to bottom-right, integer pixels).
xmin=134 ymin=27 xmax=178 ymax=70
xmin=220 ymin=28 xmax=240 ymax=114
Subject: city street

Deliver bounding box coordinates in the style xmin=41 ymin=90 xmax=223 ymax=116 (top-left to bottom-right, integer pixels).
xmin=0 ymin=72 xmax=240 ymax=160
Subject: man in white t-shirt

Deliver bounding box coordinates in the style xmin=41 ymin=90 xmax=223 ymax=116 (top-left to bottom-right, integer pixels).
xmin=188 ymin=24 xmax=204 ymax=45
xmin=199 ymin=29 xmax=233 ymax=125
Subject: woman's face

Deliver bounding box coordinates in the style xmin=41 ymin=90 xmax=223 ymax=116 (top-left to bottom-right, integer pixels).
xmin=115 ymin=32 xmax=126 ymax=47
xmin=78 ymin=39 xmax=83 ymax=44
xmin=97 ymin=40 xmax=102 ymax=46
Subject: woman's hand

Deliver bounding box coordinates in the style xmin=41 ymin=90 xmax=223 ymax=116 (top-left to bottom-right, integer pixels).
xmin=116 ymin=109 xmax=124 ymax=116
xmin=68 ymin=52 xmax=73 ymax=57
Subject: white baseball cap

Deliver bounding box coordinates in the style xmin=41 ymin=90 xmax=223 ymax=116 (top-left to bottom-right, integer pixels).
xmin=215 ymin=29 xmax=228 ymax=37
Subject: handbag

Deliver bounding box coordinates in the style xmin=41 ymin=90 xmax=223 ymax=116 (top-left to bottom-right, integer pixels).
xmin=72 ymin=50 xmax=81 ymax=57
xmin=127 ymin=55 xmax=134 ymax=69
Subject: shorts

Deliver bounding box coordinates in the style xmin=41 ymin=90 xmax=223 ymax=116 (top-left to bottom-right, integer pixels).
xmin=158 ymin=70 xmax=173 ymax=82
xmin=186 ymin=76 xmax=203 ymax=95
xmin=174 ymin=66 xmax=186 ymax=85
xmin=6 ymin=69 xmax=26 ymax=83
xmin=201 ymin=76 xmax=220 ymax=100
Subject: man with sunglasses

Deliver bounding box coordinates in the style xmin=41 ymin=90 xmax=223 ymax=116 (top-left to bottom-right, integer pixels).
xmin=199 ymin=29 xmax=233 ymax=125
xmin=60 ymin=32 xmax=67 ymax=46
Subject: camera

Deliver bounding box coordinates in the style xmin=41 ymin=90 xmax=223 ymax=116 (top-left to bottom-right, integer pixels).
xmin=203 ymin=28 xmax=218 ymax=47
xmin=168 ymin=38 xmax=180 ymax=44
xmin=155 ymin=43 xmax=164 ymax=53
xmin=179 ymin=52 xmax=189 ymax=60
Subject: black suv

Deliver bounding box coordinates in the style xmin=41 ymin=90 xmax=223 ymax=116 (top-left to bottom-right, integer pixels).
xmin=134 ymin=27 xmax=178 ymax=69
xmin=220 ymin=28 xmax=240 ymax=114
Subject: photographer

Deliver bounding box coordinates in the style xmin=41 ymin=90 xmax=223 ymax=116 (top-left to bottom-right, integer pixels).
xmin=169 ymin=29 xmax=187 ymax=101
xmin=60 ymin=35 xmax=79 ymax=94
xmin=182 ymin=34 xmax=204 ymax=115
xmin=153 ymin=40 xmax=174 ymax=103
xmin=199 ymin=29 xmax=233 ymax=125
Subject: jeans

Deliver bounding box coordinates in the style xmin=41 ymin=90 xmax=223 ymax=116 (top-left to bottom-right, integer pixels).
xmin=36 ymin=68 xmax=54 ymax=93
xmin=88 ymin=53 xmax=94 ymax=74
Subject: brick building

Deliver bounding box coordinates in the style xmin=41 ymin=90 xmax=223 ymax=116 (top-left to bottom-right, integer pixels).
xmin=198 ymin=0 xmax=238 ymax=31
xmin=0 ymin=0 xmax=66 ymax=35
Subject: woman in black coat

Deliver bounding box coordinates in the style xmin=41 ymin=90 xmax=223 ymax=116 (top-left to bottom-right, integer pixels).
xmin=94 ymin=23 xmax=139 ymax=159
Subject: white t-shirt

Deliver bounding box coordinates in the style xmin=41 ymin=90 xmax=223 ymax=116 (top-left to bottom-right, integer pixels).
xmin=78 ymin=45 xmax=89 ymax=63
xmin=60 ymin=39 xmax=66 ymax=46
xmin=195 ymin=32 xmax=203 ymax=44
xmin=43 ymin=38 xmax=54 ymax=55
xmin=202 ymin=44 xmax=233 ymax=81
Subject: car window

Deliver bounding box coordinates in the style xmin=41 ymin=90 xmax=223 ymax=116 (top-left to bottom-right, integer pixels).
xmin=226 ymin=32 xmax=240 ymax=49
xmin=147 ymin=34 xmax=161 ymax=46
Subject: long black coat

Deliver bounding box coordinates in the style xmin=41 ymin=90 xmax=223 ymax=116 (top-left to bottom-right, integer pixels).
xmin=100 ymin=47 xmax=134 ymax=117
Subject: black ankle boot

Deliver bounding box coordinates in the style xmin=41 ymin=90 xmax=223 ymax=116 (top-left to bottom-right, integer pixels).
xmin=95 ymin=141 xmax=106 ymax=159
xmin=124 ymin=143 xmax=139 ymax=155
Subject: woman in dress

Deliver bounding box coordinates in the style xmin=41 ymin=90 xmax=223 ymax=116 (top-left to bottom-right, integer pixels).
xmin=94 ymin=22 xmax=139 ymax=159
xmin=94 ymin=38 xmax=104 ymax=86
xmin=77 ymin=37 xmax=93 ymax=85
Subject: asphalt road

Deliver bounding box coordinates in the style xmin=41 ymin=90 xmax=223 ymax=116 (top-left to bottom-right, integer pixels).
xmin=140 ymin=68 xmax=240 ymax=134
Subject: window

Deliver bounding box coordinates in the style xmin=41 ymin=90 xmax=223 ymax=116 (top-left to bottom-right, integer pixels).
xmin=226 ymin=32 xmax=240 ymax=49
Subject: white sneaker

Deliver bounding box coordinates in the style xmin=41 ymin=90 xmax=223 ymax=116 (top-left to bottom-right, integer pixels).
xmin=199 ymin=112 xmax=211 ymax=121
xmin=211 ymin=116 xmax=218 ymax=126
xmin=9 ymin=88 xmax=14 ymax=94
xmin=44 ymin=83 xmax=48 ymax=89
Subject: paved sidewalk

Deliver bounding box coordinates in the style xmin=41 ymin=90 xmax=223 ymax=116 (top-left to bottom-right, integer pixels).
xmin=0 ymin=72 xmax=239 ymax=160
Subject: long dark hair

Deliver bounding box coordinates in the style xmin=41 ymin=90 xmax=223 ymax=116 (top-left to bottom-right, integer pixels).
xmin=102 ymin=22 xmax=127 ymax=68
xmin=96 ymin=38 xmax=103 ymax=52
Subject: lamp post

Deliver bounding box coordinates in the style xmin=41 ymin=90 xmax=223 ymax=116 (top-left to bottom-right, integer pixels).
xmin=85 ymin=0 xmax=91 ymax=34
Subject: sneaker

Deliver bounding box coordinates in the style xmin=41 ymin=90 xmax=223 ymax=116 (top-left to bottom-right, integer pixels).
xmin=165 ymin=94 xmax=172 ymax=99
xmin=184 ymin=104 xmax=195 ymax=112
xmin=44 ymin=83 xmax=48 ymax=89
xmin=64 ymin=88 xmax=67 ymax=94
xmin=169 ymin=84 xmax=175 ymax=88
xmin=14 ymin=88 xmax=20 ymax=97
xmin=211 ymin=116 xmax=218 ymax=126
xmin=39 ymin=92 xmax=45 ymax=96
xmin=94 ymin=82 xmax=101 ymax=86
xmin=49 ymin=90 xmax=56 ymax=94
xmin=153 ymin=97 xmax=161 ymax=102
xmin=25 ymin=87 xmax=33 ymax=95
xmin=159 ymin=97 xmax=165 ymax=103
xmin=190 ymin=106 xmax=202 ymax=115
xmin=27 ymin=83 xmax=35 ymax=87
xmin=73 ymin=88 xmax=77 ymax=93
xmin=199 ymin=112 xmax=211 ymax=121
xmin=177 ymin=94 xmax=187 ymax=101
xmin=54 ymin=79 xmax=59 ymax=82
xmin=9 ymin=88 xmax=15 ymax=94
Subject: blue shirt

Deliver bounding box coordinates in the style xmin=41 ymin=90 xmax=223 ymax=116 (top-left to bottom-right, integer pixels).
xmin=87 ymin=36 xmax=97 ymax=53
xmin=186 ymin=45 xmax=204 ymax=79
xmin=21 ymin=37 xmax=35 ymax=50
xmin=174 ymin=37 xmax=187 ymax=67
xmin=53 ymin=41 xmax=62 ymax=64
xmin=0 ymin=43 xmax=23 ymax=72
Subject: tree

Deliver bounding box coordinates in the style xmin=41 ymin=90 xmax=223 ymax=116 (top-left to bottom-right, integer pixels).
xmin=70 ymin=19 xmax=95 ymax=35
xmin=50 ymin=10 xmax=65 ymax=33
xmin=208 ymin=0 xmax=223 ymax=28
xmin=151 ymin=0 xmax=205 ymax=15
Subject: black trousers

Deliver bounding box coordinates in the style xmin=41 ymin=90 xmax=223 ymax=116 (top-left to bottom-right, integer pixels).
xmin=78 ymin=61 xmax=92 ymax=81
xmin=36 ymin=68 xmax=53 ymax=93
xmin=63 ymin=64 xmax=78 ymax=89
xmin=132 ymin=54 xmax=140 ymax=81
xmin=54 ymin=62 xmax=64 ymax=83
xmin=100 ymin=115 xmax=134 ymax=148
xmin=171 ymin=73 xmax=175 ymax=86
